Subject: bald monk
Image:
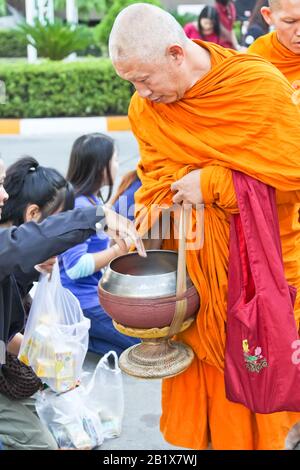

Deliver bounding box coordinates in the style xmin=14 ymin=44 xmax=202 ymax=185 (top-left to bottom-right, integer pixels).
xmin=109 ymin=3 xmax=300 ymax=450
xmin=248 ymin=0 xmax=300 ymax=84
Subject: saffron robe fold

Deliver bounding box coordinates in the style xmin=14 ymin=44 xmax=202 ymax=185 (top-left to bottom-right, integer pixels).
xmin=248 ymin=30 xmax=300 ymax=339
xmin=129 ymin=41 xmax=300 ymax=449
xmin=248 ymin=31 xmax=300 ymax=84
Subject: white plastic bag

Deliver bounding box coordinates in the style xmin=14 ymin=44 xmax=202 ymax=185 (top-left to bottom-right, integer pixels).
xmin=82 ymin=351 xmax=124 ymax=438
xmin=19 ymin=262 xmax=90 ymax=393
xmin=35 ymin=352 xmax=124 ymax=449
xmin=35 ymin=388 xmax=103 ymax=450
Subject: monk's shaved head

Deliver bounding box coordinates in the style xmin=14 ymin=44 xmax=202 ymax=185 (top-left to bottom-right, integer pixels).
xmin=268 ymin=0 xmax=282 ymax=9
xmin=109 ymin=3 xmax=188 ymax=63
xmin=269 ymin=0 xmax=299 ymax=10
xmin=110 ymin=2 xmax=212 ymax=104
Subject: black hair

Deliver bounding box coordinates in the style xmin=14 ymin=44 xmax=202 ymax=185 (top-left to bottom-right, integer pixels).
xmin=248 ymin=0 xmax=269 ymax=33
xmin=0 ymin=156 xmax=74 ymax=226
xmin=198 ymin=6 xmax=221 ymax=38
xmin=66 ymin=133 xmax=115 ymax=202
xmin=216 ymin=0 xmax=231 ymax=6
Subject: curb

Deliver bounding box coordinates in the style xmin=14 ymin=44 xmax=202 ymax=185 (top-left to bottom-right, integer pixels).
xmin=0 ymin=116 xmax=131 ymax=136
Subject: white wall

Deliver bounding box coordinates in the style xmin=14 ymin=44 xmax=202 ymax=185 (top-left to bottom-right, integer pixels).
xmin=161 ymin=0 xmax=214 ymax=10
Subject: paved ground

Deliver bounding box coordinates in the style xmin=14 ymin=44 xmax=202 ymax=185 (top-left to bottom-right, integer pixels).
xmin=0 ymin=131 xmax=181 ymax=450
xmin=0 ymin=131 xmax=139 ymax=187
xmin=84 ymin=352 xmax=181 ymax=451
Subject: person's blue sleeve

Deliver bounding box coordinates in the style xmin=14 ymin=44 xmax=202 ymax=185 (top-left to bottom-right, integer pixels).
xmin=113 ymin=179 xmax=142 ymax=221
xmin=65 ymin=253 xmax=95 ymax=280
xmin=59 ymin=196 xmax=97 ymax=279
xmin=60 ymin=240 xmax=96 ymax=280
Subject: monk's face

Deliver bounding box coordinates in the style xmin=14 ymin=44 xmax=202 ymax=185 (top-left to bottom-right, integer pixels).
xmin=114 ymin=48 xmax=188 ymax=104
xmin=261 ymin=0 xmax=300 ymax=54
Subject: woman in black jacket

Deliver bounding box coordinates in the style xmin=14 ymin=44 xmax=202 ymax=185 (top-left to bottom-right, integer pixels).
xmin=0 ymin=157 xmax=145 ymax=450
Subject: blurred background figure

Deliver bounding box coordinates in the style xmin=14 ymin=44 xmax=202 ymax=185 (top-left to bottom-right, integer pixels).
xmin=235 ymin=0 xmax=256 ymax=22
xmin=214 ymin=0 xmax=240 ymax=49
xmin=242 ymin=0 xmax=269 ymax=47
xmin=184 ymin=5 xmax=227 ymax=46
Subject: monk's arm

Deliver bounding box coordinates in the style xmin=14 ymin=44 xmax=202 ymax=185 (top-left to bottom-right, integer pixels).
xmin=201 ymin=166 xmax=239 ymax=214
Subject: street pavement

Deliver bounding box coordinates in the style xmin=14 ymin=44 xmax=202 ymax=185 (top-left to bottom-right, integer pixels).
xmin=0 ymin=131 xmax=140 ymax=187
xmin=84 ymin=352 xmax=181 ymax=451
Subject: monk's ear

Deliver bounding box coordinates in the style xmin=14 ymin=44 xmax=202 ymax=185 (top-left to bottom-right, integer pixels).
xmin=167 ymin=44 xmax=184 ymax=64
xmin=261 ymin=7 xmax=273 ymax=26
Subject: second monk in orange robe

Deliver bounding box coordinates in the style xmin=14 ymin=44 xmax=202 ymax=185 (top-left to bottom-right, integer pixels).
xmin=248 ymin=0 xmax=300 ymax=84
xmin=109 ymin=3 xmax=300 ymax=450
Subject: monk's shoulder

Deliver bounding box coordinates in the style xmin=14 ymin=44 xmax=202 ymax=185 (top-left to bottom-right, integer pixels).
xmin=247 ymin=32 xmax=274 ymax=59
xmin=128 ymin=91 xmax=146 ymax=119
xmin=234 ymin=51 xmax=288 ymax=85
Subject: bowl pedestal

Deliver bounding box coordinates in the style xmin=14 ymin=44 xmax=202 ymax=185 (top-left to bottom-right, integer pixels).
xmin=113 ymin=317 xmax=195 ymax=379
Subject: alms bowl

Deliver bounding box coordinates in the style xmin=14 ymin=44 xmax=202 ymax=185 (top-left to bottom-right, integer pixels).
xmin=98 ymin=250 xmax=200 ymax=329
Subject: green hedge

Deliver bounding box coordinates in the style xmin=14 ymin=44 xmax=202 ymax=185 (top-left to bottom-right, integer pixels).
xmin=0 ymin=59 xmax=134 ymax=118
xmin=0 ymin=27 xmax=101 ymax=58
xmin=0 ymin=29 xmax=27 ymax=58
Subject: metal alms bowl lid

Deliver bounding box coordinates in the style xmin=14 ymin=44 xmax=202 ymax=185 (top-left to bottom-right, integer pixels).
xmin=100 ymin=250 xmax=193 ymax=299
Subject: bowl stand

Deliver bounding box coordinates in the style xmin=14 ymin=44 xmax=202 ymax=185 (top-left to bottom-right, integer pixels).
xmin=113 ymin=317 xmax=195 ymax=379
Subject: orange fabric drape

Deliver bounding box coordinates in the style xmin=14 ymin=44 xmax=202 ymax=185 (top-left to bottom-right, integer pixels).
xmin=248 ymin=30 xmax=300 ymax=289
xmin=129 ymin=41 xmax=300 ymax=449
xmin=248 ymin=30 xmax=300 ymax=331
xmin=248 ymin=31 xmax=300 ymax=84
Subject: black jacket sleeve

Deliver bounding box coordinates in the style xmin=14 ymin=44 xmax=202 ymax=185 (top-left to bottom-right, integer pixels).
xmin=13 ymin=267 xmax=39 ymax=299
xmin=0 ymin=206 xmax=103 ymax=282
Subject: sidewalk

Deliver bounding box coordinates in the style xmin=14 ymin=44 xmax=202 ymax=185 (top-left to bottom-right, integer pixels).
xmin=0 ymin=116 xmax=131 ymax=136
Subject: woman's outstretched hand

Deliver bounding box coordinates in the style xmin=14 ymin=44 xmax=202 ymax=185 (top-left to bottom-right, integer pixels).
xmin=97 ymin=206 xmax=147 ymax=258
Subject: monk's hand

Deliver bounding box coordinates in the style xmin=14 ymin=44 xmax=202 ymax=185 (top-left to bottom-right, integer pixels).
xmin=171 ymin=169 xmax=203 ymax=205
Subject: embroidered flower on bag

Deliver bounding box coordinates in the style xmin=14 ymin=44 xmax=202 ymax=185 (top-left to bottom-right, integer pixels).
xmin=254 ymin=347 xmax=263 ymax=358
xmin=242 ymin=340 xmax=268 ymax=373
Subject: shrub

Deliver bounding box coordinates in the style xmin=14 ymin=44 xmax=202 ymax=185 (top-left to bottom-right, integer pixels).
xmin=94 ymin=0 xmax=161 ymax=51
xmin=0 ymin=0 xmax=6 ymax=16
xmin=77 ymin=26 xmax=102 ymax=57
xmin=0 ymin=58 xmax=133 ymax=118
xmin=18 ymin=19 xmax=92 ymax=60
xmin=0 ymin=29 xmax=27 ymax=57
xmin=54 ymin=0 xmax=112 ymax=20
xmin=0 ymin=26 xmax=101 ymax=58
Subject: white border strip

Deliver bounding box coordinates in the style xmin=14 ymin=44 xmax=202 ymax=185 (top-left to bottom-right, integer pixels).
xmin=20 ymin=117 xmax=107 ymax=136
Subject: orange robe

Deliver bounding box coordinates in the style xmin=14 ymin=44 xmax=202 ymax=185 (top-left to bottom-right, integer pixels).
xmin=129 ymin=41 xmax=300 ymax=449
xmin=248 ymin=30 xmax=300 ymax=348
xmin=248 ymin=31 xmax=300 ymax=84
